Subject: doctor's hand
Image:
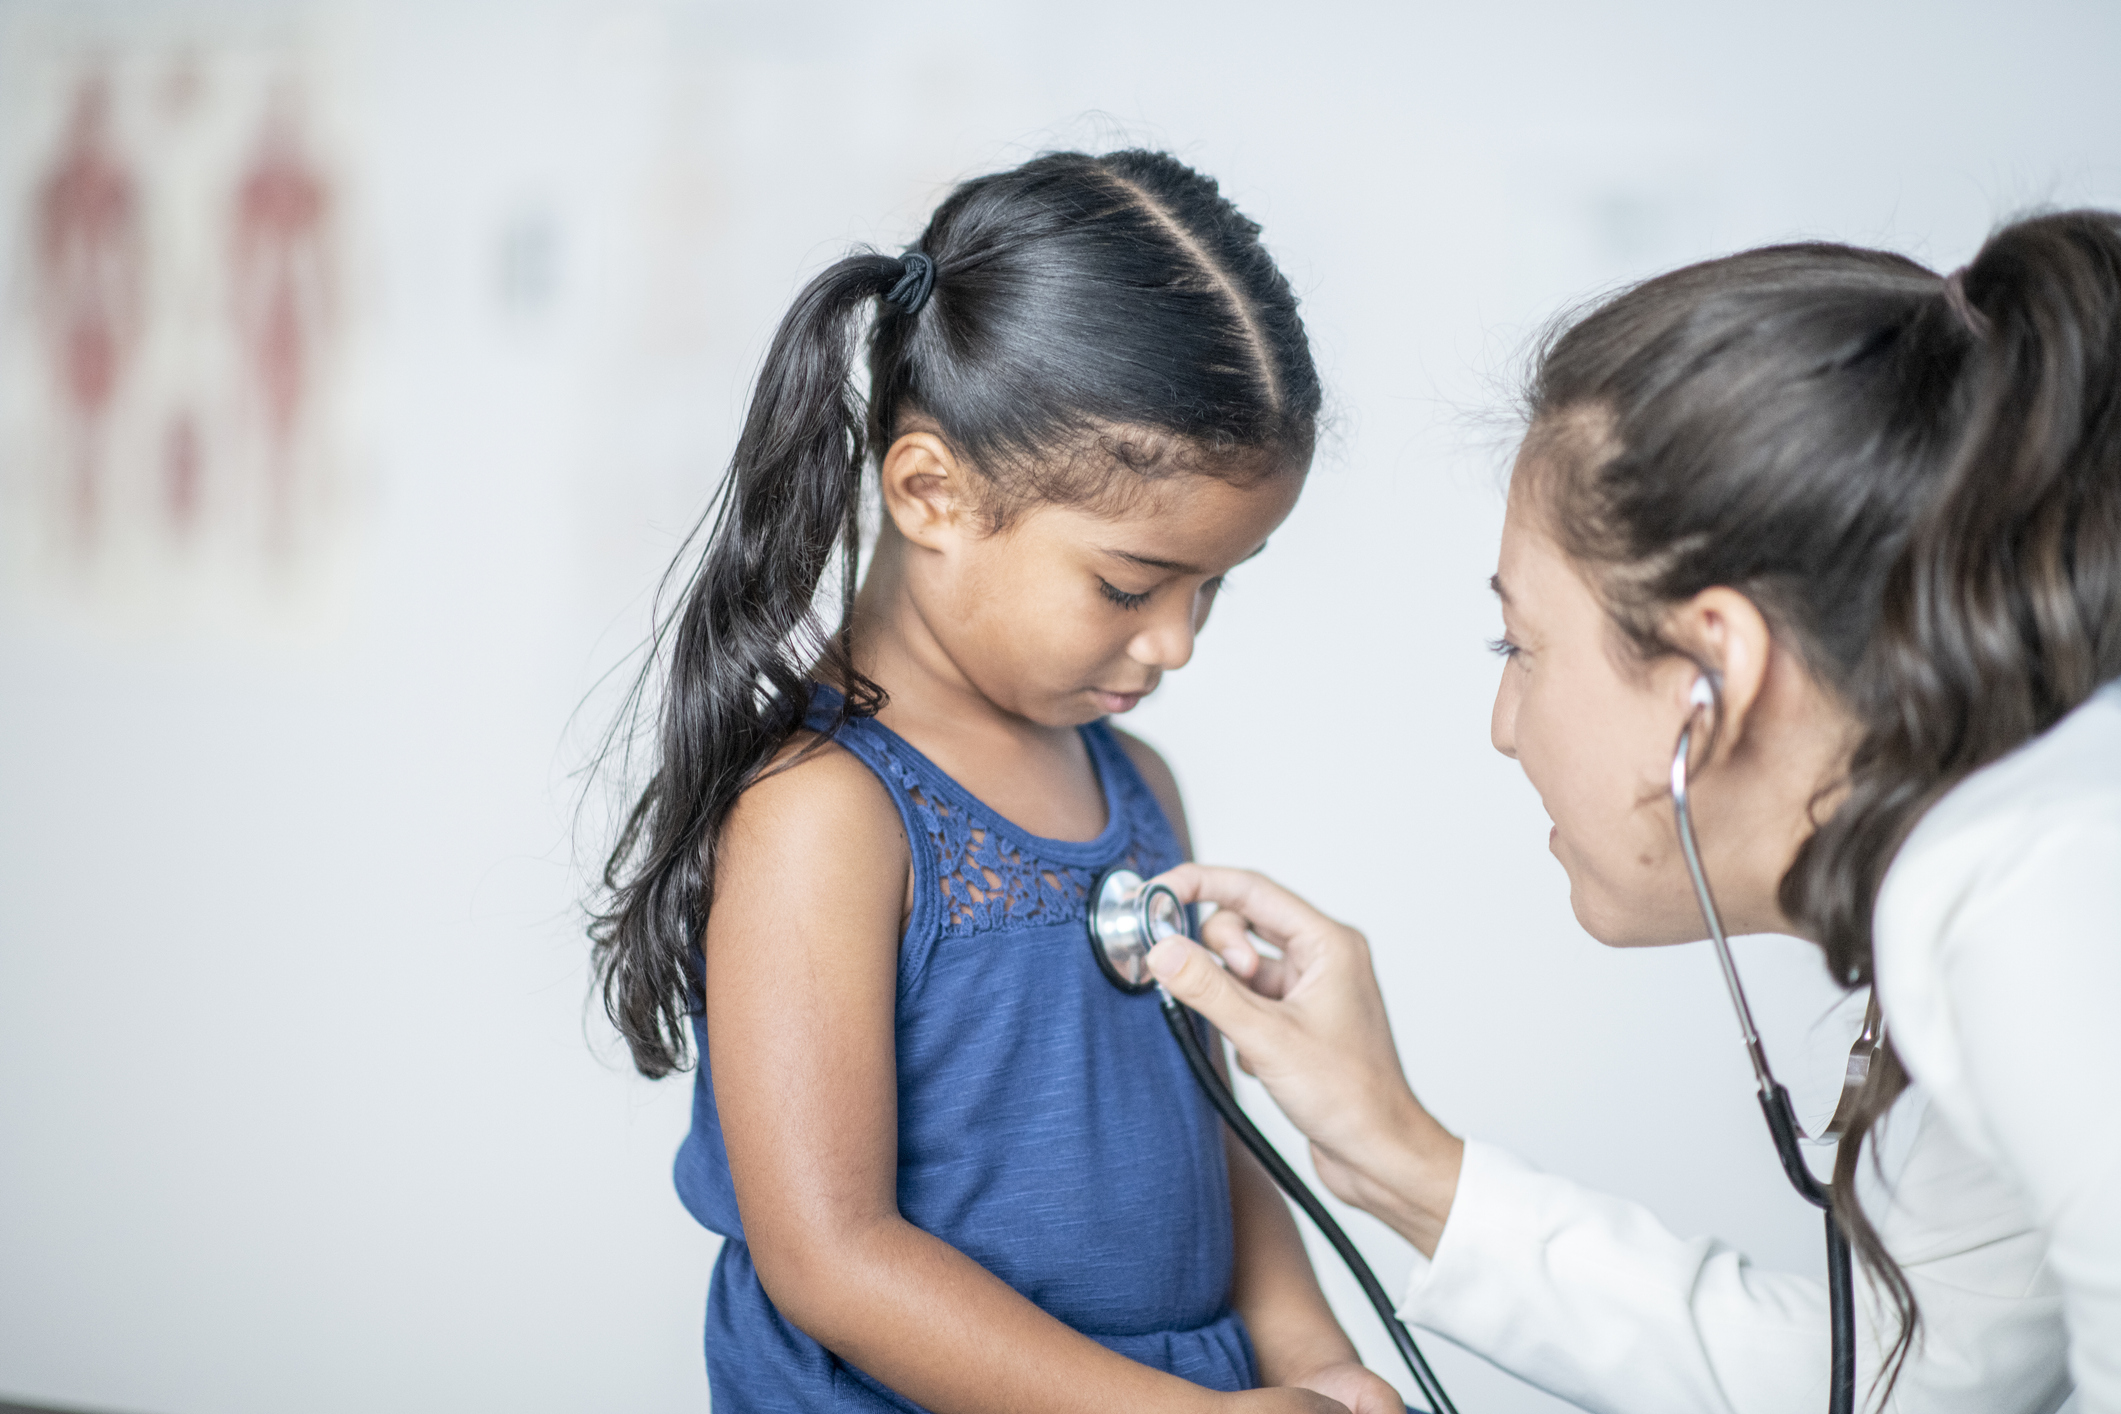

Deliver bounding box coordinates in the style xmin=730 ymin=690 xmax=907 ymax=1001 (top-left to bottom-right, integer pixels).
xmin=1150 ymin=864 xmax=1465 ymax=1257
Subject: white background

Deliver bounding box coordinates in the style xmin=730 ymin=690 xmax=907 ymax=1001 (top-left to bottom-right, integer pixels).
xmin=3 ymin=2 xmax=2119 ymax=1412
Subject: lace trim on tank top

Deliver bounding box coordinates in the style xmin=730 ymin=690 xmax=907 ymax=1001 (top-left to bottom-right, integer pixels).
xmin=846 ymin=725 xmax=1165 ymax=940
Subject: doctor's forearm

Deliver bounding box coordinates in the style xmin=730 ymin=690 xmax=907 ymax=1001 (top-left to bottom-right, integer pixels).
xmin=1321 ymin=1088 xmax=1463 ymax=1259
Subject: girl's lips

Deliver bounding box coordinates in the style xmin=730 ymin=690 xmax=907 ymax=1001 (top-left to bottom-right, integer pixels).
xmin=1090 ymin=689 xmax=1145 ymax=714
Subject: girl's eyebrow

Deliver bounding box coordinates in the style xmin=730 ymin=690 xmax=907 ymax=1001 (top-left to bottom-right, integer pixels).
xmin=1489 ymin=573 xmax=1513 ymax=605
xmin=1104 ymin=541 xmax=1271 ymax=575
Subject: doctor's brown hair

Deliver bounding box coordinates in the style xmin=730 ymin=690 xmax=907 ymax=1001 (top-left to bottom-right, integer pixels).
xmin=1521 ymin=210 xmax=2121 ymax=1393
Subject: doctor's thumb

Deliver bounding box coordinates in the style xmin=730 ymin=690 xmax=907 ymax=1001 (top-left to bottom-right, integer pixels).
xmin=1148 ymin=937 xmax=1260 ymax=1036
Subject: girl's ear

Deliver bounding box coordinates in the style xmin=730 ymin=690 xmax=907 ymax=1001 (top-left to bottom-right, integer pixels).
xmin=879 ymin=431 xmax=980 ymax=551
xmin=1663 ymin=587 xmax=1774 ymax=759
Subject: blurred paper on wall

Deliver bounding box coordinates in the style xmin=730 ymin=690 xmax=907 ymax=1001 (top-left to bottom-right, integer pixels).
xmin=569 ymin=10 xmax=1063 ymax=613
xmin=0 ymin=8 xmax=364 ymax=635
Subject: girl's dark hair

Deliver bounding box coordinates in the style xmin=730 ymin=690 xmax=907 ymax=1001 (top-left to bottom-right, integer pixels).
xmin=1522 ymin=209 xmax=2121 ymax=1396
xmin=590 ymin=150 xmax=1320 ymax=1079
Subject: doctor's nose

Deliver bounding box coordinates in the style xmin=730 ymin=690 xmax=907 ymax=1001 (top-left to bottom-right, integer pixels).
xmin=1491 ymin=668 xmax=1521 ymax=760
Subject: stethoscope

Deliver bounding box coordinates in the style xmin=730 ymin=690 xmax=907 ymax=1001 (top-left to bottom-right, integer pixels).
xmin=1086 ymin=674 xmax=1881 ymax=1414
xmin=1086 ymin=868 xmax=1461 ymax=1414
xmin=1673 ymin=675 xmax=1876 ymax=1414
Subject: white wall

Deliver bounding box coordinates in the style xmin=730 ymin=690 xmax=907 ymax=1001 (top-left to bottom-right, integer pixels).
xmin=2 ymin=2 xmax=2117 ymax=1412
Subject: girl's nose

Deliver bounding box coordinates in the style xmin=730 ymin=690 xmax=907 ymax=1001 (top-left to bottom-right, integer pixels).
xmin=1130 ymin=604 xmax=1196 ymax=672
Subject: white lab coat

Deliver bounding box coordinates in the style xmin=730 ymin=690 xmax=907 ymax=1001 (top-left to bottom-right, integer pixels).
xmin=1398 ymin=682 xmax=2121 ymax=1413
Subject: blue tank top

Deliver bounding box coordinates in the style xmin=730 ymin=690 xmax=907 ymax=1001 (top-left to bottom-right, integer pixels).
xmin=673 ymin=692 xmax=1252 ymax=1410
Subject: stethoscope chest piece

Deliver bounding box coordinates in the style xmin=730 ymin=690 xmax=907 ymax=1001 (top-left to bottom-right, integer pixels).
xmin=1087 ymin=868 xmax=1190 ymax=994
xmin=1083 ymin=867 xmax=1460 ymax=1414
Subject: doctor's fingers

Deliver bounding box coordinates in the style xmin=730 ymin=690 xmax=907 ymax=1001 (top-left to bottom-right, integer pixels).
xmin=1154 ymin=937 xmax=1393 ymax=1154
xmin=1199 ymin=907 xmax=1293 ymax=997
xmin=1159 ymin=864 xmax=1354 ymax=963
xmin=1147 ymin=936 xmax=1290 ymax=1063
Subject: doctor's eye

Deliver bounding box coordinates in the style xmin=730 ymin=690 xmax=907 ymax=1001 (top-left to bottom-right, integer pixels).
xmin=1486 ymin=635 xmax=1521 ymax=660
xmin=1099 ymin=579 xmax=1153 ymax=610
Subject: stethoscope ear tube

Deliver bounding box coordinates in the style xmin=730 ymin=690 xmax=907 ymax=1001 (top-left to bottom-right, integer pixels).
xmin=1759 ymin=1082 xmax=1855 ymax=1414
xmin=1674 ymin=694 xmax=1856 ymax=1414
xmin=1154 ymin=988 xmax=1459 ymax=1414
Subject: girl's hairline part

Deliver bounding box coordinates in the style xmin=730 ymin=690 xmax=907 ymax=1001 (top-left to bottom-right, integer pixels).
xmin=1091 ymin=165 xmax=1284 ymax=417
xmin=589 ymin=148 xmax=1325 ymax=1081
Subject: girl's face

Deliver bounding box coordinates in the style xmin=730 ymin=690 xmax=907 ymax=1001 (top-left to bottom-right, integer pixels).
xmin=892 ymin=446 xmax=1305 ymax=729
xmin=1488 ymin=470 xmax=1708 ymax=947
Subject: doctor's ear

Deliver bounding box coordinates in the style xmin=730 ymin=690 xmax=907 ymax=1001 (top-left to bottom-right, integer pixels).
xmin=880 ymin=430 xmax=985 ymax=550
xmin=1661 ymin=587 xmax=1774 ymax=758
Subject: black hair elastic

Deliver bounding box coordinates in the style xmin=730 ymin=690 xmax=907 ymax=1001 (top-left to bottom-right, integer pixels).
xmin=884 ymin=252 xmax=936 ymax=316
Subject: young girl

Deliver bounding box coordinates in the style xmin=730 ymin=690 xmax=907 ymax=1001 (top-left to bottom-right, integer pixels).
xmin=592 ymin=151 xmax=1398 ymax=1414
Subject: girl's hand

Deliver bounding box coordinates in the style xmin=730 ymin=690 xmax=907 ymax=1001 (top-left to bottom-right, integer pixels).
xmin=1149 ymin=863 xmax=1464 ymax=1256
xmin=1288 ymin=1359 xmax=1408 ymax=1414
xmin=1222 ymin=1389 xmax=1353 ymax=1413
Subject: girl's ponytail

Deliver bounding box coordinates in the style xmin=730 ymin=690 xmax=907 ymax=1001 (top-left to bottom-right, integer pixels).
xmin=592 ymin=252 xmax=909 ymax=1078
xmin=590 ymin=150 xmax=1322 ymax=1078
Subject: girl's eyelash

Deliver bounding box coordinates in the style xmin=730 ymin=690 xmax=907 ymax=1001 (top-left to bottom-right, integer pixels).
xmin=1099 ymin=579 xmax=1152 ymax=610
xmin=1487 ymin=635 xmax=1521 ymax=659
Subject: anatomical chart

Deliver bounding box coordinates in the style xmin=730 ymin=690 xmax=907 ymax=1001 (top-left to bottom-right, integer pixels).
xmin=1 ymin=41 xmax=358 ymax=627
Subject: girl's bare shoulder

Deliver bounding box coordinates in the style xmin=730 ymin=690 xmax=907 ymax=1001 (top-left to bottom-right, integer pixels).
xmin=1106 ymin=725 xmax=1193 ymax=859
xmin=717 ymin=731 xmax=910 ymax=903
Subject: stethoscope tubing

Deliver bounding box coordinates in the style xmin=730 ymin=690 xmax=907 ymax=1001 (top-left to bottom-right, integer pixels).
xmin=1674 ymin=693 xmax=1856 ymax=1414
xmin=1155 ymin=986 xmax=1459 ymax=1414
xmin=1100 ymin=678 xmax=1863 ymax=1414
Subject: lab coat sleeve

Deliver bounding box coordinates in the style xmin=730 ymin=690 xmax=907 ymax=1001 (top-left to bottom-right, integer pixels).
xmin=1398 ymin=1133 xmax=2076 ymax=1414
xmin=1938 ymin=820 xmax=2121 ymax=1412
xmin=1396 ymin=1139 xmax=1830 ymax=1414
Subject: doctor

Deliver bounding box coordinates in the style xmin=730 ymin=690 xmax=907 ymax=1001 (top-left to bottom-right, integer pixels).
xmin=1152 ymin=211 xmax=2121 ymax=1413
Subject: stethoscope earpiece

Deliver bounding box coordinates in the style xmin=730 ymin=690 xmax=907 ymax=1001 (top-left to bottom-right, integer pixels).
xmin=1669 ymin=668 xmax=1866 ymax=1414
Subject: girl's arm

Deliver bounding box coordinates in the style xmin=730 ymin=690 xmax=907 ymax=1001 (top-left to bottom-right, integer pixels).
xmin=1114 ymin=733 xmax=1403 ymax=1414
xmin=707 ymin=741 xmax=1343 ymax=1414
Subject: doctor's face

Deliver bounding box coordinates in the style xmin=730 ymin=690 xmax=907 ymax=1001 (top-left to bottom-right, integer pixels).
xmin=1487 ymin=467 xmax=1709 ymax=948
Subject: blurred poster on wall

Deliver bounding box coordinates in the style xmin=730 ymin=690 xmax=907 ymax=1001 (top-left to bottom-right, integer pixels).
xmin=0 ymin=9 xmax=363 ymax=635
